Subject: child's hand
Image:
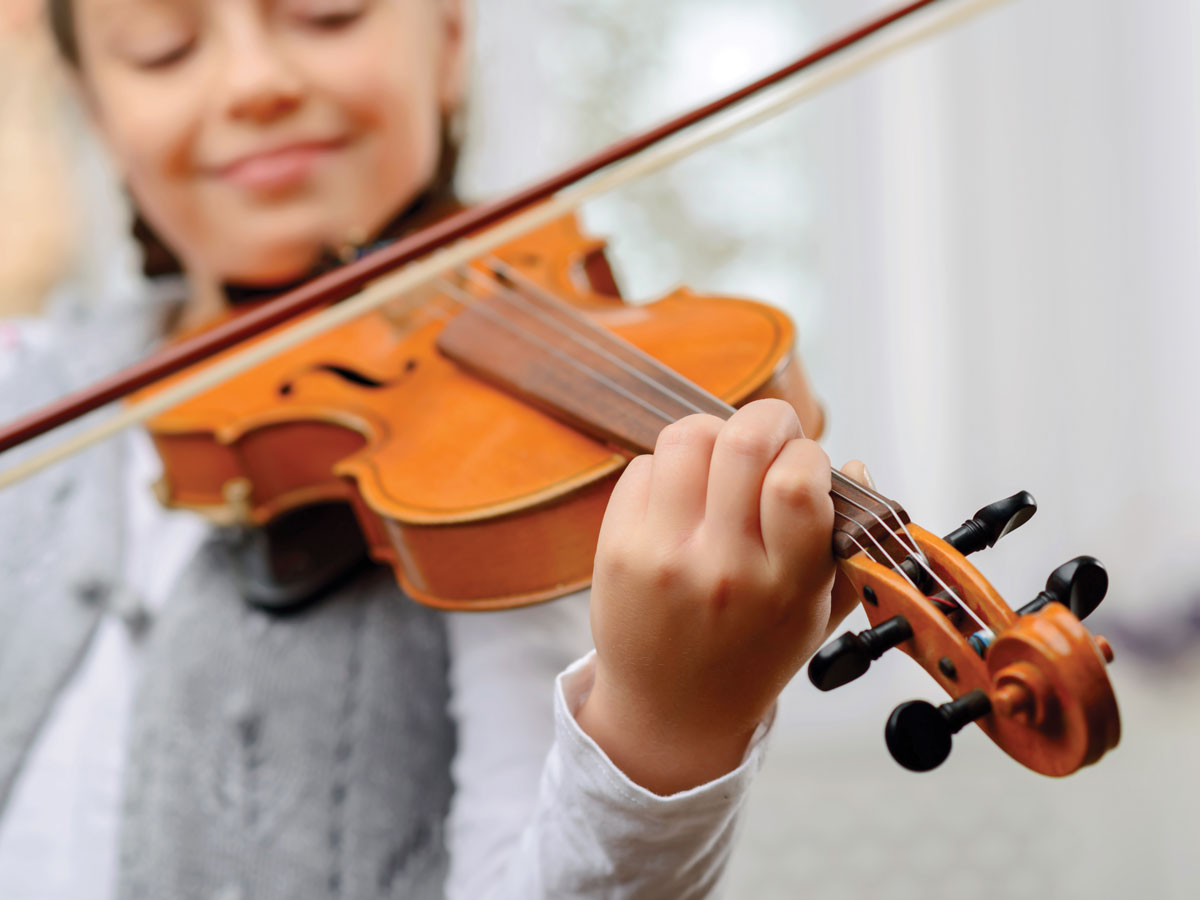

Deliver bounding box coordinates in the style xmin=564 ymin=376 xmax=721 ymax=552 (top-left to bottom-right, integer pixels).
xmin=577 ymin=399 xmax=864 ymax=795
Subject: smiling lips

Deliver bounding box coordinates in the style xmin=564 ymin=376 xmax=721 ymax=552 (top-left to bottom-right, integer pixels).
xmin=215 ymin=139 xmax=348 ymax=193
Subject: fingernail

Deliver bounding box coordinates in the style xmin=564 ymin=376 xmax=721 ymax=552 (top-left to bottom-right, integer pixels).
xmin=862 ymin=464 xmax=876 ymax=490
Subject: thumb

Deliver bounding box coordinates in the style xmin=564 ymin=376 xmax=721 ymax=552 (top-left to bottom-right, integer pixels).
xmin=839 ymin=459 xmax=873 ymax=490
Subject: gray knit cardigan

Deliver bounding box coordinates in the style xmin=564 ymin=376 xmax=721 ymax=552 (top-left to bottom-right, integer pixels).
xmin=0 ymin=292 xmax=455 ymax=899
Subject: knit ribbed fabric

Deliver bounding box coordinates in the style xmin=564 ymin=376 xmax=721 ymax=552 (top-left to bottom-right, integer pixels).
xmin=0 ymin=297 xmax=146 ymax=810
xmin=0 ymin=284 xmax=456 ymax=898
xmin=117 ymin=544 xmax=455 ymax=900
xmin=0 ymin=435 xmax=117 ymax=811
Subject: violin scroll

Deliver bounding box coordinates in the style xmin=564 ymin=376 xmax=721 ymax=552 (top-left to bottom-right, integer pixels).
xmin=811 ymin=492 xmax=1121 ymax=776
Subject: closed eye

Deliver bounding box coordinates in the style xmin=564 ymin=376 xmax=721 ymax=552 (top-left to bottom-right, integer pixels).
xmin=304 ymin=10 xmax=363 ymax=29
xmin=292 ymin=0 xmax=369 ymax=31
xmin=135 ymin=37 xmax=196 ymax=70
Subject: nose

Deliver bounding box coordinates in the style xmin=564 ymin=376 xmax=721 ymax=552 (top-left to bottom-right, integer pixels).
xmin=218 ymin=27 xmax=304 ymax=123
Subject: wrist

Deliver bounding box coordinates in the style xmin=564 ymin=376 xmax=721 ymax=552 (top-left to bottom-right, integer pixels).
xmin=575 ymin=673 xmax=758 ymax=796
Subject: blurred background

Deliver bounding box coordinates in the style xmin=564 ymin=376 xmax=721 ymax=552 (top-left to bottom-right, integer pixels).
xmin=466 ymin=1 xmax=1200 ymax=897
xmin=4 ymin=0 xmax=1198 ymax=897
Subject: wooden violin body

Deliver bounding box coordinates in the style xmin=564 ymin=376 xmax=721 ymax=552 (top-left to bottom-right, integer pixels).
xmin=138 ymin=215 xmax=823 ymax=609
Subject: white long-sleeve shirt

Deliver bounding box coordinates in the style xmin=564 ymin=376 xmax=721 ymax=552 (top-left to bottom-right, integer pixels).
xmin=0 ymin=321 xmax=770 ymax=899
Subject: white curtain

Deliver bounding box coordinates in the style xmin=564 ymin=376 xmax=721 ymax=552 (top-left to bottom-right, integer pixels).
xmin=813 ymin=0 xmax=1200 ymax=615
xmin=467 ymin=2 xmax=1200 ymax=897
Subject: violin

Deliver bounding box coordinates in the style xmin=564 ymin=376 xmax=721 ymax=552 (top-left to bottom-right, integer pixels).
xmin=136 ymin=214 xmax=824 ymax=609
xmin=0 ymin=0 xmax=1119 ymax=775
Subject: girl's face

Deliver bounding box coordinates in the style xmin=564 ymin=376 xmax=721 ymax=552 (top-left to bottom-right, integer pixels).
xmin=74 ymin=0 xmax=466 ymax=285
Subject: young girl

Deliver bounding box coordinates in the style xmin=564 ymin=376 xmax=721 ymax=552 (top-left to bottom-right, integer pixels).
xmin=2 ymin=0 xmax=866 ymax=896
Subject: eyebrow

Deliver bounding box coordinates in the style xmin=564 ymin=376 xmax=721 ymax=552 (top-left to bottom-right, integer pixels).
xmin=88 ymin=0 xmax=191 ymax=23
xmin=85 ymin=0 xmax=192 ymax=38
xmin=92 ymin=0 xmax=186 ymax=10
xmin=91 ymin=0 xmax=163 ymax=14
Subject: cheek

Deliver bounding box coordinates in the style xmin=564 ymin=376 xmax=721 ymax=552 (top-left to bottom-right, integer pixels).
xmin=90 ymin=62 xmax=201 ymax=174
xmin=90 ymin=72 xmax=204 ymax=247
xmin=304 ymin=28 xmax=445 ymax=210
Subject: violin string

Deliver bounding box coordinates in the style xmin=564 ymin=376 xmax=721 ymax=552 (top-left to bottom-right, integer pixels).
xmin=828 ymin=485 xmax=982 ymax=631
xmin=478 ymin=259 xmax=726 ymax=416
xmin=440 ymin=271 xmax=963 ymax=608
xmin=434 ymin=279 xmax=682 ymax=427
xmin=441 ymin=273 xmax=713 ymax=428
xmin=477 ymin=256 xmax=926 ymax=573
xmin=838 ymin=511 xmax=983 ymax=631
xmin=0 ymin=0 xmax=1015 ymax=489
xmin=835 ymin=475 xmax=929 ymax=568
xmin=833 ymin=522 xmax=984 ymax=632
xmin=461 ymin=267 xmax=708 ymax=418
xmin=832 ymin=512 xmax=921 ymax=593
xmin=481 ymin=257 xmax=932 ymax=572
xmin=432 ymin=270 xmax=982 ymax=625
xmin=458 ymin=267 xmax=963 ymax=612
xmin=362 ymin=271 xmax=985 ymax=634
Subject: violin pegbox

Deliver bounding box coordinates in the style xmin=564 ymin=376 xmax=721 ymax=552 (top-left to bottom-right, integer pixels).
xmin=810 ymin=491 xmax=1120 ymax=776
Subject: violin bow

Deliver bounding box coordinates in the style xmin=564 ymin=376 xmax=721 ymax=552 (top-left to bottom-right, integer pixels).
xmin=0 ymin=0 xmax=1123 ymax=775
xmin=0 ymin=0 xmax=1012 ymax=482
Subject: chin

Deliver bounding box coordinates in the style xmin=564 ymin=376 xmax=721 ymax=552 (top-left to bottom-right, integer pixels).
xmin=219 ymin=240 xmax=328 ymax=288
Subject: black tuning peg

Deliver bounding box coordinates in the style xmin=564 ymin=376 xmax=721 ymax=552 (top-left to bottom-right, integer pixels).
xmin=1017 ymin=555 xmax=1107 ymax=621
xmin=899 ymin=492 xmax=1037 ymax=593
xmin=943 ymin=491 xmax=1037 ymax=556
xmin=808 ymin=616 xmax=913 ymax=691
xmin=885 ymin=690 xmax=992 ymax=772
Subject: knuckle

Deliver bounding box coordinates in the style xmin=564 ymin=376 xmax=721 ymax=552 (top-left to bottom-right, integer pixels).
xmin=699 ymin=550 xmax=760 ymax=601
xmin=651 ymin=545 xmax=688 ymax=584
xmin=622 ymin=453 xmax=652 ymax=479
xmin=655 ymin=414 xmax=720 ymax=453
xmin=719 ymin=420 xmax=776 ymax=460
xmin=766 ymin=468 xmax=822 ymax=509
xmin=707 ymin=572 xmax=737 ymax=613
xmin=801 ymin=438 xmax=832 ymax=472
xmin=597 ymin=536 xmax=652 ymax=585
xmin=766 ymin=441 xmax=832 ymax=510
xmin=745 ymin=397 xmax=798 ymax=425
xmin=603 ymin=534 xmax=688 ymax=586
xmin=692 ymin=559 xmax=737 ymax=613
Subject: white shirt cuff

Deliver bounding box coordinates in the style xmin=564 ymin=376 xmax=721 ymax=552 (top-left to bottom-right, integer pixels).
xmin=555 ymin=650 xmax=775 ymax=809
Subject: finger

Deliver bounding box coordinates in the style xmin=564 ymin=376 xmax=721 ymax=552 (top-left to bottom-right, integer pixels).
xmin=645 ymin=414 xmax=723 ymax=540
xmin=704 ymin=400 xmax=802 ymax=544
xmin=826 ymin=569 xmax=863 ymax=638
xmin=839 ymin=459 xmax=874 ymax=490
xmin=759 ymin=438 xmax=833 ymax=572
xmin=598 ymin=454 xmax=653 ymax=546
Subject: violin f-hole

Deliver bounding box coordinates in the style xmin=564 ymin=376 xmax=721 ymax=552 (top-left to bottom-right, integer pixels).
xmin=278 ymin=361 xmax=417 ymax=397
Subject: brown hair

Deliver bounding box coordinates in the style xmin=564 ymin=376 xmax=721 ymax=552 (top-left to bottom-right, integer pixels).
xmin=47 ymin=0 xmax=79 ymax=67
xmin=44 ymin=0 xmax=461 ymax=280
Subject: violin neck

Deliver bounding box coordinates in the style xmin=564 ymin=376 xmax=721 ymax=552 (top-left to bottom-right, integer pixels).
xmin=436 ymin=276 xmax=729 ymax=455
xmin=435 ymin=270 xmax=908 ymax=561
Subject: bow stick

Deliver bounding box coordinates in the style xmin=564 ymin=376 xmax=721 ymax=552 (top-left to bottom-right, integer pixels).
xmin=0 ymin=0 xmax=1124 ymax=776
xmin=0 ymin=0 xmax=1011 ymax=484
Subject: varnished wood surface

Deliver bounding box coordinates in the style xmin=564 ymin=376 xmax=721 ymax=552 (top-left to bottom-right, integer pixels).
xmin=843 ymin=525 xmax=1120 ymax=776
xmin=142 ymin=214 xmax=824 ymax=608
